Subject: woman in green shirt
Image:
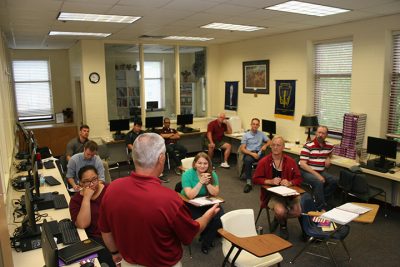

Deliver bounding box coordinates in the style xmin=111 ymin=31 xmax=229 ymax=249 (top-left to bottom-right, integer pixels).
xmin=181 ymin=152 xmax=224 ymax=254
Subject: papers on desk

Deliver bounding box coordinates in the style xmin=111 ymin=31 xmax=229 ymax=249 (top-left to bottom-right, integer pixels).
xmin=267 ymin=186 xmax=299 ymax=196
xmin=336 ymin=203 xmax=372 ymax=214
xmin=320 ymin=207 xmax=359 ymax=225
xmin=188 ymin=196 xmax=224 ymax=207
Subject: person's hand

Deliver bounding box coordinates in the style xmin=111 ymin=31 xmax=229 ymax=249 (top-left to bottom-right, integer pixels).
xmin=222 ymin=119 xmax=228 ymax=124
xmin=272 ymin=177 xmax=281 ymax=185
xmin=317 ymin=174 xmax=326 ymax=183
xmin=205 ymin=204 xmax=220 ymax=218
xmin=251 ymin=152 xmax=259 ymax=160
xmin=325 ymin=158 xmax=331 ymax=168
xmin=112 ymin=253 xmax=122 ymax=267
xmin=72 ymin=184 xmax=81 ymax=191
xmin=200 ymin=173 xmax=211 ymax=185
xmin=209 ymin=143 xmax=216 ymax=149
xmin=280 ymin=179 xmax=291 ymax=187
xmin=82 ymin=186 xmax=95 ymax=199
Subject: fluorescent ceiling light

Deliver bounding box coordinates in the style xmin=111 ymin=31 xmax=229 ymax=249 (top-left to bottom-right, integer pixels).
xmin=164 ymin=36 xmax=214 ymax=41
xmin=58 ymin=12 xmax=141 ymax=23
xmin=201 ymin=23 xmax=265 ymax=32
xmin=49 ymin=31 xmax=111 ymax=37
xmin=265 ymin=1 xmax=350 ymax=16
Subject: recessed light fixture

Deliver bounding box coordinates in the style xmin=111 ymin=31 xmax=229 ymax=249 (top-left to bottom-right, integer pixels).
xmin=265 ymin=1 xmax=350 ymax=16
xmin=201 ymin=23 xmax=265 ymax=32
xmin=163 ymin=36 xmax=214 ymax=41
xmin=57 ymin=12 xmax=141 ymax=23
xmin=49 ymin=31 xmax=111 ymax=37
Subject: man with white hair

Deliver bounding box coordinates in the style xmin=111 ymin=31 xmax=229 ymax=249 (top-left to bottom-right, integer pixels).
xmin=99 ymin=133 xmax=220 ymax=267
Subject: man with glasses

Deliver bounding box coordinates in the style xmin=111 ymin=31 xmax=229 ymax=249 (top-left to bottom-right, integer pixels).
xmin=66 ymin=141 xmax=105 ymax=191
xmin=159 ymin=117 xmax=187 ymax=175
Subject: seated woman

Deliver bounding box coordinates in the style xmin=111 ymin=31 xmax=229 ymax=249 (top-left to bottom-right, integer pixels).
xmin=69 ymin=165 xmax=115 ymax=267
xmin=181 ymin=152 xmax=224 ymax=254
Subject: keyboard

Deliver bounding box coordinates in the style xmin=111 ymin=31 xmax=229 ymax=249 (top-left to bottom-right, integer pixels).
xmin=43 ymin=160 xmax=55 ymax=169
xmin=53 ymin=194 xmax=69 ymax=209
xmin=58 ymin=219 xmax=81 ymax=245
xmin=58 ymin=238 xmax=104 ymax=265
xmin=44 ymin=175 xmax=61 ymax=186
xmin=359 ymin=163 xmax=389 ymax=173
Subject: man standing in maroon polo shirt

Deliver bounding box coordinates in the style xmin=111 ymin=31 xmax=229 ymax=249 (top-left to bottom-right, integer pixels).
xmin=206 ymin=113 xmax=232 ymax=168
xmin=99 ymin=133 xmax=220 ymax=267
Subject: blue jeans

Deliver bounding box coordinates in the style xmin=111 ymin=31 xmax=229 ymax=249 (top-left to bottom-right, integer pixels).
xmin=243 ymin=152 xmax=265 ymax=182
xmin=300 ymin=170 xmax=338 ymax=210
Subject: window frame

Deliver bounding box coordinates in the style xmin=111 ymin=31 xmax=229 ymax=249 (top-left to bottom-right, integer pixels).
xmin=143 ymin=60 xmax=164 ymax=110
xmin=387 ymin=33 xmax=400 ymax=138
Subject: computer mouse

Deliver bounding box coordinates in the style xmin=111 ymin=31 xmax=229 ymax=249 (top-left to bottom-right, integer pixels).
xmin=389 ymin=170 xmax=395 ymax=174
xmin=80 ymin=262 xmax=94 ymax=267
xmin=52 ymin=191 xmax=59 ymax=195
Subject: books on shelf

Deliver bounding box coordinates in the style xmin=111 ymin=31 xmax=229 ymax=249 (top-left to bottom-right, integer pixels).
xmin=320 ymin=203 xmax=370 ymax=225
xmin=188 ymin=196 xmax=224 ymax=207
xmin=267 ymin=186 xmax=299 ymax=196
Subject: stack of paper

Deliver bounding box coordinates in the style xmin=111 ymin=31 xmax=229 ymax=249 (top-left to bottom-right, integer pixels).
xmin=336 ymin=203 xmax=372 ymax=214
xmin=188 ymin=196 xmax=224 ymax=207
xmin=320 ymin=208 xmax=359 ymax=225
xmin=267 ymin=186 xmax=299 ymax=196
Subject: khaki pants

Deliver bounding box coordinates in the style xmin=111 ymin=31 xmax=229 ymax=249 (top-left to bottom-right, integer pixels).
xmin=121 ymin=259 xmax=182 ymax=267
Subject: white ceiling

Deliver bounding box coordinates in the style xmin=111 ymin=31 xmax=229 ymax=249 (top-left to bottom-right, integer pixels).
xmin=1 ymin=0 xmax=400 ymax=49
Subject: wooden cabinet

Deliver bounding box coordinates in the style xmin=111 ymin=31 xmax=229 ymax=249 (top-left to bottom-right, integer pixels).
xmin=20 ymin=123 xmax=77 ymax=157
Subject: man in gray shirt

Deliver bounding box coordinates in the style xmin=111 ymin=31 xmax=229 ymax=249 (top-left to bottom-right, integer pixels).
xmin=65 ymin=124 xmax=90 ymax=161
xmin=66 ymin=140 xmax=105 ymax=191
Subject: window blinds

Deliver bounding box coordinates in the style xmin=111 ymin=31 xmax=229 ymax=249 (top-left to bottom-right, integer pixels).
xmin=12 ymin=60 xmax=54 ymax=121
xmin=387 ymin=33 xmax=400 ymax=135
xmin=314 ymin=41 xmax=352 ymax=133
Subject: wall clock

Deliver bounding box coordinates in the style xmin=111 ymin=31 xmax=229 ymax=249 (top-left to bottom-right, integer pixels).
xmin=89 ymin=72 xmax=100 ymax=84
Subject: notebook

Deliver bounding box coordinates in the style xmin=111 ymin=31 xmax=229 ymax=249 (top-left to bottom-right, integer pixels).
xmin=58 ymin=239 xmax=104 ymax=265
xmin=188 ymin=196 xmax=224 ymax=207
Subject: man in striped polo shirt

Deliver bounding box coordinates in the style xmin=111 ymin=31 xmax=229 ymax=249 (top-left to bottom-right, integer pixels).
xmin=299 ymin=126 xmax=338 ymax=210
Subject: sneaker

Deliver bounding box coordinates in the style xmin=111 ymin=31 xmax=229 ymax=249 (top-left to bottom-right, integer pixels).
xmin=270 ymin=217 xmax=279 ymax=232
xmin=220 ymin=162 xmax=230 ymax=168
xmin=174 ymin=167 xmax=182 ymax=175
xmin=243 ymin=184 xmax=252 ymax=193
xmin=279 ymin=225 xmax=289 ymax=240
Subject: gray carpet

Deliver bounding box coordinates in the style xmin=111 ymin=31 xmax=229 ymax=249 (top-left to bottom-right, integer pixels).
xmin=110 ymin=158 xmax=400 ymax=267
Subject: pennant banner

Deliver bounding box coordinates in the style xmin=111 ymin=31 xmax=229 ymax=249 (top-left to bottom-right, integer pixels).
xmin=275 ymin=80 xmax=296 ymax=119
xmin=224 ymin=81 xmax=238 ymax=111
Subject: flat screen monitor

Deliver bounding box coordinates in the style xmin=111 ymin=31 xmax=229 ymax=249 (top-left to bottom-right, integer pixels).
xmin=367 ymin=136 xmax=397 ymax=167
xmin=262 ymin=119 xmax=276 ymax=139
xmin=41 ymin=219 xmax=58 ymax=267
xmin=109 ymin=119 xmax=130 ymax=135
xmin=146 ymin=101 xmax=158 ymax=110
xmin=145 ymin=116 xmax=163 ymax=131
xmin=22 ymin=182 xmax=39 ymax=236
xmin=177 ymin=114 xmax=193 ymax=127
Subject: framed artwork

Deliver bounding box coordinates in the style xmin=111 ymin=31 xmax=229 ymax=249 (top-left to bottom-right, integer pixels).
xmin=224 ymin=81 xmax=238 ymax=111
xmin=242 ymin=60 xmax=270 ymax=94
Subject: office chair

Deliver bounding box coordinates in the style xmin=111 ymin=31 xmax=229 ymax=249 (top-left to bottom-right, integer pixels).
xmin=290 ymin=193 xmax=351 ymax=266
xmin=181 ymin=157 xmax=195 ymax=172
xmin=220 ymin=209 xmax=283 ymax=267
xmin=338 ymin=170 xmax=387 ymax=217
xmin=97 ymin=144 xmax=119 ymax=182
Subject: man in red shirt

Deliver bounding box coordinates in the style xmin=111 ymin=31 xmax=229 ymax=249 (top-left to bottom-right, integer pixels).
xmin=206 ymin=113 xmax=232 ymax=168
xmin=99 ymin=133 xmax=220 ymax=267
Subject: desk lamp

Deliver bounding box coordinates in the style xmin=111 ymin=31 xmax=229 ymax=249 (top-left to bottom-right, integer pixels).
xmin=300 ymin=115 xmax=319 ymax=142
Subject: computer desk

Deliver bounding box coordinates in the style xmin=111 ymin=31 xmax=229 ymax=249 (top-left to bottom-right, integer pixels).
xmin=7 ymin=158 xmax=99 ymax=267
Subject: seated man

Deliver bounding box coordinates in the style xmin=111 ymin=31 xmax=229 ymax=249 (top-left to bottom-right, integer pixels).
xmin=125 ymin=120 xmax=144 ymax=155
xmin=159 ymin=117 xmax=187 ymax=175
xmin=299 ymin=125 xmax=338 ymax=211
xmin=66 ymin=141 xmax=105 ymax=191
xmin=240 ymin=118 xmax=270 ymax=193
xmin=65 ymin=124 xmax=90 ymax=161
xmin=253 ymin=135 xmax=303 ymax=240
xmin=205 ymin=113 xmax=232 ymax=168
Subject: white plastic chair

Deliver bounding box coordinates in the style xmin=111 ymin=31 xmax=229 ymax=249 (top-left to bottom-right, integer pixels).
xmin=181 ymin=157 xmax=195 ymax=171
xmin=220 ymin=209 xmax=283 ymax=267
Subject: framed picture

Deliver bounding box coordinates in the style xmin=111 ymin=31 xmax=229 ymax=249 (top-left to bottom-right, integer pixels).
xmin=243 ymin=60 xmax=270 ymax=94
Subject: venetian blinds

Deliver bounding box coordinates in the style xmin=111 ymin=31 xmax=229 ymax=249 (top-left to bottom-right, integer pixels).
xmin=314 ymin=41 xmax=353 ymax=133
xmin=387 ymin=33 xmax=400 ymax=136
xmin=12 ymin=60 xmax=54 ymax=121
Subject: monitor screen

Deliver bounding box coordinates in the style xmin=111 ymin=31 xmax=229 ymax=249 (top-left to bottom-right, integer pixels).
xmin=177 ymin=114 xmax=193 ymax=126
xmin=41 ymin=220 xmax=58 ymax=267
xmin=262 ymin=120 xmax=276 ymax=134
xmin=145 ymin=116 xmax=163 ymax=129
xmin=23 ymin=182 xmax=39 ymax=235
xmin=146 ymin=101 xmax=159 ymax=110
xmin=109 ymin=119 xmax=130 ymax=133
xmin=367 ymin=136 xmax=397 ymax=159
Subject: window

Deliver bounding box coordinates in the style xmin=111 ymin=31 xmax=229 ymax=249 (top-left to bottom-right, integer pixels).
xmin=388 ymin=33 xmax=400 ymax=136
xmin=314 ymin=41 xmax=353 ymax=133
xmin=144 ymin=61 xmax=163 ymax=109
xmin=12 ymin=60 xmax=54 ymax=121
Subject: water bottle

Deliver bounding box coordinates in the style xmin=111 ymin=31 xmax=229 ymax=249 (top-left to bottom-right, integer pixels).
xmin=256 ymin=226 xmax=263 ymax=235
xmin=39 ymin=173 xmax=45 ymax=187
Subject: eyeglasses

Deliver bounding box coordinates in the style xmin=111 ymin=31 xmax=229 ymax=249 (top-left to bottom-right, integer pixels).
xmin=81 ymin=177 xmax=99 ymax=186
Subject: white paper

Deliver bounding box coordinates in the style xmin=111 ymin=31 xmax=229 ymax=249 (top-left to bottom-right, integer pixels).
xmin=188 ymin=196 xmax=224 ymax=207
xmin=336 ymin=203 xmax=371 ymax=215
xmin=267 ymin=186 xmax=299 ymax=196
xmin=320 ymin=208 xmax=359 ymax=225
xmin=55 ymin=113 xmax=64 ymax=123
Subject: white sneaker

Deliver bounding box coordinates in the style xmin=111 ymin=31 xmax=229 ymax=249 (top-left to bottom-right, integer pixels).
xmin=220 ymin=162 xmax=230 ymax=168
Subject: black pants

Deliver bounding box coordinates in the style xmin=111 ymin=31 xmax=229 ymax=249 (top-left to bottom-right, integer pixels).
xmin=166 ymin=143 xmax=187 ymax=167
xmin=91 ymin=236 xmax=116 ymax=267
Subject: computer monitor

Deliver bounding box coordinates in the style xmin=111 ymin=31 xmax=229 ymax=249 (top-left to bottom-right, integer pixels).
xmin=109 ymin=119 xmax=130 ymax=136
xmin=22 ymin=182 xmax=40 ymax=237
xmin=146 ymin=101 xmax=158 ymax=111
xmin=262 ymin=119 xmax=276 ymax=139
xmin=145 ymin=116 xmax=163 ymax=132
xmin=41 ymin=219 xmax=58 ymax=267
xmin=177 ymin=114 xmax=193 ymax=130
xmin=367 ymin=136 xmax=397 ymax=169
